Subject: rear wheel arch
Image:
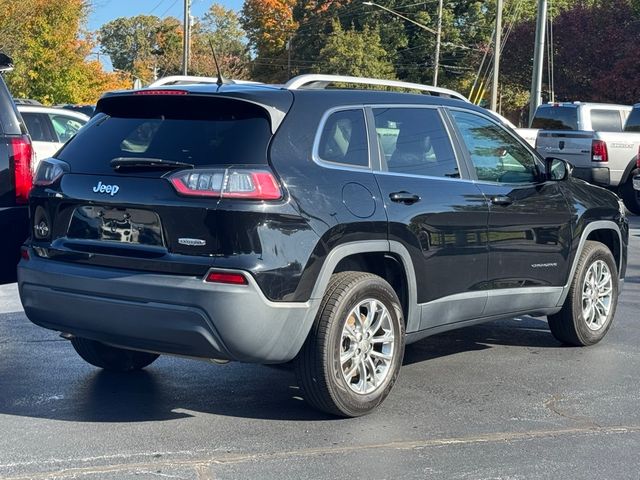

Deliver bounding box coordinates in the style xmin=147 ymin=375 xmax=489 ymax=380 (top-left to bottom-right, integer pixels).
xmin=309 ymin=241 xmax=420 ymax=333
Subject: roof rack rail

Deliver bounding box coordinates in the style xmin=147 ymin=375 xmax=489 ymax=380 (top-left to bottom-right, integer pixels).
xmin=148 ymin=75 xmax=262 ymax=87
xmin=284 ymin=74 xmax=468 ymax=102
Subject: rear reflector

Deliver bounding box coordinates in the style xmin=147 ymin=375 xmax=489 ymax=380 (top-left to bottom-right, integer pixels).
xmin=205 ymin=271 xmax=248 ymax=285
xmin=591 ymin=140 xmax=608 ymax=163
xmin=11 ymin=136 xmax=33 ymax=204
xmin=169 ymin=168 xmax=282 ymax=200
xmin=133 ymin=90 xmax=188 ymax=96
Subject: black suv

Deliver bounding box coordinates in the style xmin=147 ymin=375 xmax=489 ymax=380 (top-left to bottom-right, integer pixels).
xmin=18 ymin=75 xmax=628 ymax=417
xmin=0 ymin=54 xmax=33 ymax=284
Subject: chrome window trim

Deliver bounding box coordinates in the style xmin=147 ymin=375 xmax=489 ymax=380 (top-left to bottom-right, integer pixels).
xmin=311 ymin=105 xmax=372 ymax=171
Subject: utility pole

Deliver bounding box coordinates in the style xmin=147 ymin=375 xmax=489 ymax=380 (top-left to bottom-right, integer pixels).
xmin=490 ymin=0 xmax=503 ymax=111
xmin=182 ymin=0 xmax=190 ymax=75
xmin=433 ymin=0 xmax=443 ymax=87
xmin=529 ymin=0 xmax=547 ymax=125
xmin=286 ymin=36 xmax=292 ymax=78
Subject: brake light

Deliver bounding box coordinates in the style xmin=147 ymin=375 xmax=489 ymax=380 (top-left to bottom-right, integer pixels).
xmin=205 ymin=271 xmax=248 ymax=285
xmin=133 ymin=90 xmax=188 ymax=96
xmin=591 ymin=140 xmax=608 ymax=163
xmin=11 ymin=136 xmax=33 ymax=204
xmin=169 ymin=168 xmax=282 ymax=200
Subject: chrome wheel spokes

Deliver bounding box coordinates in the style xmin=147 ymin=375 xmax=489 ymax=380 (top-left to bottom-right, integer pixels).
xmin=581 ymin=260 xmax=613 ymax=331
xmin=340 ymin=299 xmax=395 ymax=395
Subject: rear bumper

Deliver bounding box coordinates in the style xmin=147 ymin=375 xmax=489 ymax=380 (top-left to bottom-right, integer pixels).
xmin=17 ymin=254 xmax=320 ymax=363
xmin=572 ymin=166 xmax=610 ymax=187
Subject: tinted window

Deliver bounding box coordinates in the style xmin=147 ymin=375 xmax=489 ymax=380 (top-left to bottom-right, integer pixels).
xmin=531 ymin=106 xmax=578 ymax=130
xmin=57 ymin=96 xmax=272 ymax=170
xmin=317 ymin=109 xmax=368 ymax=167
xmin=590 ymin=109 xmax=622 ymax=132
xmin=624 ymin=107 xmax=640 ymax=132
xmin=451 ymin=110 xmax=539 ymax=184
xmin=21 ymin=112 xmax=56 ymax=142
xmin=373 ymin=108 xmax=458 ymax=178
xmin=49 ymin=114 xmax=87 ymax=143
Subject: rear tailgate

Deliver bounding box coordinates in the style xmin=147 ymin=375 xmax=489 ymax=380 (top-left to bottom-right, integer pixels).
xmin=535 ymin=130 xmax=595 ymax=169
xmin=29 ymin=90 xmax=298 ymax=277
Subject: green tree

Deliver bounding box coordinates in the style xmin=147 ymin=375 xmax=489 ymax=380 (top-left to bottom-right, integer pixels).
xmin=316 ymin=22 xmax=395 ymax=79
xmin=0 ymin=0 xmax=129 ymax=104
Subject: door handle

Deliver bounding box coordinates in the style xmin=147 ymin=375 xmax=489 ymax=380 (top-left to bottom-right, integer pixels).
xmin=490 ymin=195 xmax=513 ymax=206
xmin=390 ymin=191 xmax=421 ymax=204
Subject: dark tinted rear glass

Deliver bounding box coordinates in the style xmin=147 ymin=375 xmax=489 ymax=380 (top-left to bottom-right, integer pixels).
xmin=56 ymin=95 xmax=272 ymax=170
xmin=590 ymin=109 xmax=622 ymax=132
xmin=625 ymin=107 xmax=640 ymax=132
xmin=531 ymin=106 xmax=578 ymax=130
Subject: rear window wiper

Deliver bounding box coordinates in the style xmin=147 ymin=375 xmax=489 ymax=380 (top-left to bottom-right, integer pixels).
xmin=111 ymin=157 xmax=194 ymax=171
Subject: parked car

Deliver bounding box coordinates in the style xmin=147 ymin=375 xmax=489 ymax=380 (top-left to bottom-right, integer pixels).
xmin=0 ymin=54 xmax=34 ymax=284
xmin=54 ymin=104 xmax=95 ymax=117
xmin=18 ymin=75 xmax=628 ymax=417
xmin=17 ymin=105 xmax=88 ymax=171
xmin=534 ymin=102 xmax=640 ymax=213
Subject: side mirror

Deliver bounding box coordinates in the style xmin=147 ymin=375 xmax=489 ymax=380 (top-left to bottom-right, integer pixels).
xmin=546 ymin=157 xmax=571 ymax=181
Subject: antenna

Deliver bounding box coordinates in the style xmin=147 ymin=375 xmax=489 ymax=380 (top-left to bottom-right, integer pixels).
xmin=208 ymin=39 xmax=225 ymax=87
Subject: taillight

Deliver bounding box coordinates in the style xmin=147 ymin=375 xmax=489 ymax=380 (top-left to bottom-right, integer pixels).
xmin=205 ymin=271 xmax=248 ymax=285
xmin=133 ymin=90 xmax=188 ymax=96
xmin=169 ymin=168 xmax=282 ymax=200
xmin=591 ymin=140 xmax=608 ymax=163
xmin=33 ymin=158 xmax=70 ymax=186
xmin=11 ymin=136 xmax=33 ymax=204
xmin=636 ymin=145 xmax=640 ymax=169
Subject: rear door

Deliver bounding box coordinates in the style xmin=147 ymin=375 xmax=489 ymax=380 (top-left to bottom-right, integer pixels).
xmin=448 ymin=108 xmax=573 ymax=316
xmin=371 ymin=106 xmax=490 ymax=331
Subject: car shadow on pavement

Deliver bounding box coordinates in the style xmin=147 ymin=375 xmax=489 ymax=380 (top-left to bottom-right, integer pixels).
xmin=403 ymin=316 xmax=561 ymax=366
xmin=0 ymin=316 xmax=560 ymax=424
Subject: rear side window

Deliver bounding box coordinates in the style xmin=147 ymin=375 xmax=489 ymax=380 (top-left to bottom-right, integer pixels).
xmin=590 ymin=109 xmax=622 ymax=132
xmin=22 ymin=112 xmax=56 ymax=142
xmin=373 ymin=107 xmax=459 ymax=178
xmin=317 ymin=109 xmax=369 ymax=167
xmin=531 ymin=107 xmax=578 ymax=130
xmin=56 ymin=95 xmax=272 ymax=169
xmin=624 ymin=107 xmax=640 ymax=132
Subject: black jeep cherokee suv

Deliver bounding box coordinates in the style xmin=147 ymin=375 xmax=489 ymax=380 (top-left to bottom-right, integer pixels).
xmin=18 ymin=76 xmax=628 ymax=417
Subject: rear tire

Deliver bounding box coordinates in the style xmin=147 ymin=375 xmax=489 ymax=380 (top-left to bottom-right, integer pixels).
xmin=620 ymin=177 xmax=640 ymax=215
xmin=295 ymin=271 xmax=405 ymax=417
xmin=548 ymin=241 xmax=618 ymax=346
xmin=70 ymin=337 xmax=159 ymax=372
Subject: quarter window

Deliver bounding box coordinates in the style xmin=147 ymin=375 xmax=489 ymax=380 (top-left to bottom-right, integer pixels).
xmin=372 ymin=107 xmax=459 ymax=178
xmin=451 ymin=110 xmax=540 ymax=184
xmin=317 ymin=109 xmax=369 ymax=167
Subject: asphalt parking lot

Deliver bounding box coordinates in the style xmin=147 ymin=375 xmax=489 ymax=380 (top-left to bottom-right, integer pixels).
xmin=1 ymin=216 xmax=639 ymax=480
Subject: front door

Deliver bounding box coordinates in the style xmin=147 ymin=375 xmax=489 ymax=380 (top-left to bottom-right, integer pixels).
xmin=448 ymin=109 xmax=573 ymax=316
xmin=371 ymin=106 xmax=490 ymax=331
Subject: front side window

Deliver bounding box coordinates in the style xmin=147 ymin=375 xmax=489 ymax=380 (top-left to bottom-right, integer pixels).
xmin=451 ymin=110 xmax=540 ymax=184
xmin=317 ymin=109 xmax=368 ymax=167
xmin=373 ymin=107 xmax=459 ymax=178
xmin=49 ymin=114 xmax=87 ymax=143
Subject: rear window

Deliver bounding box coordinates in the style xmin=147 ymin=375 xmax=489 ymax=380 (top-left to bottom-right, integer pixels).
xmin=590 ymin=109 xmax=623 ymax=132
xmin=625 ymin=107 xmax=640 ymax=132
xmin=531 ymin=106 xmax=578 ymax=130
xmin=56 ymin=95 xmax=272 ymax=169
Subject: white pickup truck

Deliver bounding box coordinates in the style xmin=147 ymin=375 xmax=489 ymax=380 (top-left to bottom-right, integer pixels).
xmin=534 ymin=102 xmax=640 ymax=213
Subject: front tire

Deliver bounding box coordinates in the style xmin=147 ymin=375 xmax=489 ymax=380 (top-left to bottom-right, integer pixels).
xmin=548 ymin=241 xmax=618 ymax=346
xmin=295 ymin=271 xmax=405 ymax=417
xmin=70 ymin=337 xmax=159 ymax=372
